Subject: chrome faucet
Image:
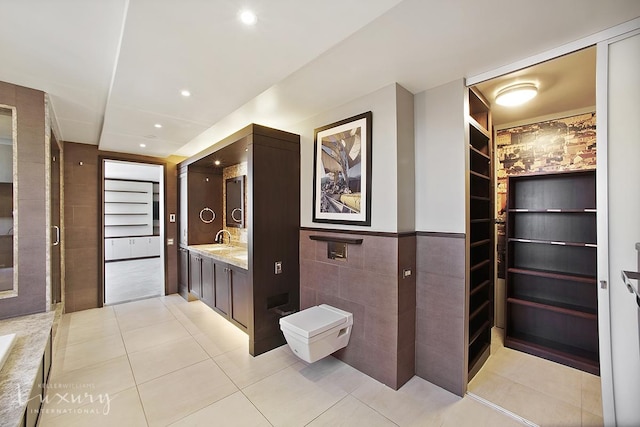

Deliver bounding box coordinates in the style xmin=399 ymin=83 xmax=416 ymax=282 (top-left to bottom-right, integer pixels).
xmin=215 ymin=229 xmax=232 ymax=245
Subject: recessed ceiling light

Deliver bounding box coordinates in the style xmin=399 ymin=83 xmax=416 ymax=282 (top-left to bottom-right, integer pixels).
xmin=139 ymin=143 xmax=146 ymax=148
xmin=239 ymin=9 xmax=257 ymax=26
xmin=214 ymin=160 xmax=221 ymax=166
xmin=495 ymin=83 xmax=538 ymax=107
xmin=154 ymin=123 xmax=162 ymax=128
xmin=180 ymin=89 xmax=191 ymax=97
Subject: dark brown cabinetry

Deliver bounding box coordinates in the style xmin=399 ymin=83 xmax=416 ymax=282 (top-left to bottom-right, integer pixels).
xmin=230 ymin=266 xmax=249 ymax=329
xmin=467 ymin=88 xmax=494 ymax=379
xmin=209 ymin=260 xmax=249 ymax=331
xmin=179 ymin=124 xmax=300 ymax=356
xmin=213 ymin=260 xmax=230 ymax=316
xmin=505 ymin=170 xmax=598 ymax=374
xmin=188 ymin=252 xmax=203 ymax=298
xmin=201 ymin=256 xmax=214 ymax=308
xmin=178 ymin=247 xmax=189 ymax=299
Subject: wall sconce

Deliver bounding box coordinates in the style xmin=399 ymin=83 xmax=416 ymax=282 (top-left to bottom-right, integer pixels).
xmin=495 ymin=83 xmax=538 ymax=107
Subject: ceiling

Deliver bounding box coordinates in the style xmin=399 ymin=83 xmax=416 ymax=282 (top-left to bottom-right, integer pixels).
xmin=474 ymin=47 xmax=596 ymax=128
xmin=0 ymin=1 xmax=638 ymax=158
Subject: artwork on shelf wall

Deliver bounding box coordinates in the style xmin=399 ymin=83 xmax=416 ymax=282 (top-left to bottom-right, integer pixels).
xmin=495 ymin=111 xmax=596 ymax=278
xmin=313 ymin=111 xmax=372 ymax=226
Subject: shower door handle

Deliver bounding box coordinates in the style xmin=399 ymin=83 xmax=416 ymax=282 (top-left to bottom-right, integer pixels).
xmin=52 ymin=225 xmax=60 ymax=246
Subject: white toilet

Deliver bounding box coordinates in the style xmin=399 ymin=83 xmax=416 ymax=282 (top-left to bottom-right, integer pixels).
xmin=279 ymin=304 xmax=353 ymax=363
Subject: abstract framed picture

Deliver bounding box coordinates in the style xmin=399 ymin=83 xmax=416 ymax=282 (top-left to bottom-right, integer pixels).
xmin=312 ymin=111 xmax=372 ymax=226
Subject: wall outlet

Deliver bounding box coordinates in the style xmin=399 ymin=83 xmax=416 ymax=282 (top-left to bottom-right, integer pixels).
xmin=403 ymin=268 xmax=412 ymax=278
xmin=167 ymin=238 xmax=174 ymax=246
xmin=275 ymin=261 xmax=282 ymax=275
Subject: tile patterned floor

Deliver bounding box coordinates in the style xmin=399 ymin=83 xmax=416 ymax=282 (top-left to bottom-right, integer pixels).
xmin=43 ymin=295 xmax=529 ymax=427
xmin=468 ymin=328 xmax=603 ymax=427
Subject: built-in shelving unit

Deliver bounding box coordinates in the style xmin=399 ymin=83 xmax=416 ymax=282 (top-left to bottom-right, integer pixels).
xmin=505 ymin=170 xmax=599 ymax=374
xmin=467 ymin=88 xmax=493 ymax=379
xmin=104 ymin=179 xmax=153 ymax=238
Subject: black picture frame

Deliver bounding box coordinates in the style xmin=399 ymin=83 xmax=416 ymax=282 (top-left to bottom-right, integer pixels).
xmin=312 ymin=111 xmax=372 ymax=226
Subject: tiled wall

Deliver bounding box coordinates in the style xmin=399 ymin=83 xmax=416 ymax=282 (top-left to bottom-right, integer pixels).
xmin=299 ymin=229 xmax=415 ymax=389
xmin=63 ymin=143 xmax=180 ymax=312
xmin=415 ymin=233 xmax=466 ymax=396
xmin=64 ymin=143 xmax=100 ymax=312
xmin=0 ymin=82 xmax=48 ymax=319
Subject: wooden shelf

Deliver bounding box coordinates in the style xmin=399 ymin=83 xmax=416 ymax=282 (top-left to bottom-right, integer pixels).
xmin=105 ymin=201 xmax=149 ymax=205
xmin=470 ymin=170 xmax=490 ymax=181
xmin=508 ymin=238 xmax=597 ymax=248
xmin=505 ymin=170 xmax=598 ymax=374
xmin=507 ymin=297 xmax=596 ymax=319
xmin=470 ymin=300 xmax=490 ymax=321
xmin=469 ymin=145 xmax=490 ymax=160
xmin=104 ymin=189 xmax=150 ymax=194
xmin=505 ymin=335 xmax=598 ymax=375
xmin=507 ymin=267 xmax=596 ymax=284
xmin=470 ymin=280 xmax=490 ymax=296
xmin=508 ymin=208 xmax=596 ymax=213
xmin=468 ymin=116 xmax=490 ymax=137
xmin=467 ymin=87 xmax=493 ymax=377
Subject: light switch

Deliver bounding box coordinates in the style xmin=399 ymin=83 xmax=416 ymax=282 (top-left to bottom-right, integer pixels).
xmin=403 ymin=268 xmax=412 ymax=278
xmin=275 ymin=261 xmax=282 ymax=275
xmin=169 ymin=213 xmax=176 ymax=223
xmin=167 ymin=238 xmax=174 ymax=246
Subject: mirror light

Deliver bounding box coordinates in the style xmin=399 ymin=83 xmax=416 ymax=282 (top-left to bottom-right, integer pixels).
xmin=495 ymin=83 xmax=538 ymax=107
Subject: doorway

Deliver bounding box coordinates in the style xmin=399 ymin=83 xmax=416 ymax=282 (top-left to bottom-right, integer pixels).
xmin=466 ymin=47 xmax=602 ymax=425
xmin=102 ymin=159 xmax=165 ymax=305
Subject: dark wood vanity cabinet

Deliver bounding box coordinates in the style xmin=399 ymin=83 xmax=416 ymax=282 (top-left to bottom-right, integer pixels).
xmin=201 ymin=256 xmax=215 ymax=308
xmin=210 ymin=260 xmax=249 ymax=331
xmin=179 ymin=124 xmax=300 ymax=356
xmin=230 ymin=266 xmax=249 ymax=329
xmin=213 ymin=260 xmax=230 ymax=316
xmin=178 ymin=247 xmax=189 ymax=298
xmin=188 ymin=252 xmax=203 ymax=298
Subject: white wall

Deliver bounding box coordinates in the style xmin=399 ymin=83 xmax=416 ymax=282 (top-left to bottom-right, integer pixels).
xmin=396 ymin=84 xmax=415 ymax=233
xmin=607 ymin=31 xmax=640 ymax=426
xmin=292 ymin=83 xmax=401 ymax=232
xmin=414 ymin=79 xmax=466 ymax=233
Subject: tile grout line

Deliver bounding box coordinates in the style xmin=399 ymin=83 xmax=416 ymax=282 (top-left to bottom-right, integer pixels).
xmin=466 ymin=392 xmax=539 ymax=427
xmin=348 ymin=388 xmax=401 ymax=426
xmin=116 ymin=301 xmax=152 ymax=426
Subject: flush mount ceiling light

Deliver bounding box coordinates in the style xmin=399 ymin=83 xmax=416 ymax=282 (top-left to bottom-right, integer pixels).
xmin=214 ymin=160 xmax=221 ymax=166
xmin=495 ymin=83 xmax=538 ymax=107
xmin=154 ymin=123 xmax=162 ymax=128
xmin=180 ymin=89 xmax=191 ymax=97
xmin=139 ymin=143 xmax=146 ymax=148
xmin=239 ymin=9 xmax=257 ymax=26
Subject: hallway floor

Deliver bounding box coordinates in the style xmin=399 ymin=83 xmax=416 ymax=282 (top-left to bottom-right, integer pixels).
xmin=104 ymin=258 xmax=164 ymax=305
xmin=468 ymin=328 xmax=603 ymax=427
xmin=43 ymin=295 xmax=528 ymax=427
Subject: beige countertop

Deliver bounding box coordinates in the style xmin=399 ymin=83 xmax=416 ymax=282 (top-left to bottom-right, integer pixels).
xmin=0 ymin=307 xmax=60 ymax=427
xmin=188 ymin=244 xmax=248 ymax=270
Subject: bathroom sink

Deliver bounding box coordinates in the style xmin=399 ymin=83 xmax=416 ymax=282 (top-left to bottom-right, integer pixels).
xmin=0 ymin=333 xmax=17 ymax=372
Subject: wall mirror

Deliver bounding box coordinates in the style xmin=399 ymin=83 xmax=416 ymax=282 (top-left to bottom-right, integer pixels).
xmin=225 ymin=175 xmax=245 ymax=228
xmin=0 ymin=106 xmax=16 ymax=297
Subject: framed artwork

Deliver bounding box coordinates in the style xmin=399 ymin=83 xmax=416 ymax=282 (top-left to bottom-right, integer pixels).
xmin=312 ymin=111 xmax=372 ymax=226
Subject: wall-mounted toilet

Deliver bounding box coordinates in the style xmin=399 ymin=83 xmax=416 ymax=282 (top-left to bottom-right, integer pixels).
xmin=279 ymin=304 xmax=353 ymax=363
